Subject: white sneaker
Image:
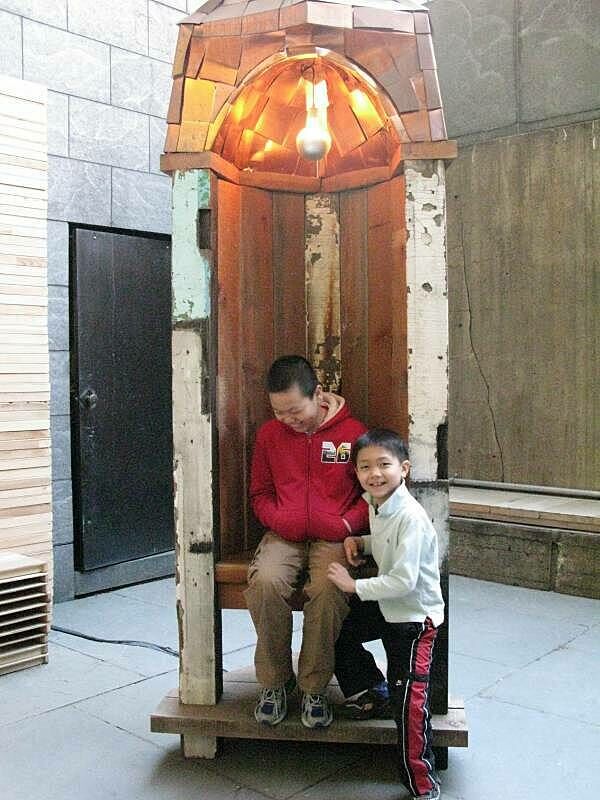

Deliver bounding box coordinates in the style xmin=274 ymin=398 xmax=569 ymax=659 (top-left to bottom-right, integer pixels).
xmin=254 ymin=676 xmax=296 ymax=726
xmin=301 ymin=692 xmax=333 ymax=728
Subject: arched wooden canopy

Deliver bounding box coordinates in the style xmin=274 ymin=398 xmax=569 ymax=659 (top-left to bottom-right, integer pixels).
xmin=161 ymin=0 xmax=455 ymax=191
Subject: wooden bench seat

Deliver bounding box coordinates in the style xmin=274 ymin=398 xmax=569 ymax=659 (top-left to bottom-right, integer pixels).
xmin=216 ymin=549 xmax=379 ymax=610
xmin=216 ymin=550 xmax=308 ymax=610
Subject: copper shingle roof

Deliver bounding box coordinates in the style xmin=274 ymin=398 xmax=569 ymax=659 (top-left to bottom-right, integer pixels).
xmin=162 ymin=0 xmax=454 ymax=189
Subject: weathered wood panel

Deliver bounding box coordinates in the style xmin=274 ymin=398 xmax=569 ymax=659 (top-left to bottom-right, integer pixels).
xmin=339 ymin=188 xmax=369 ymax=423
xmin=152 ymin=675 xmax=468 ymax=748
xmin=367 ymin=175 xmax=407 ymax=436
xmin=0 ymin=76 xmax=51 ymax=592
xmin=216 ymin=178 xmax=243 ymax=557
xmin=272 ymin=193 xmax=306 ymax=358
xmin=447 ymin=120 xmax=600 ymax=490
xmin=171 ymin=170 xmax=218 ymax=757
xmin=239 ymin=185 xmax=274 ymax=550
xmin=305 ymin=194 xmax=341 ymax=392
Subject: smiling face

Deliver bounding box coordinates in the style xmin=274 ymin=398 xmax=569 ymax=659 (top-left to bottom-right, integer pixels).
xmin=354 ymin=445 xmax=410 ymax=503
xmin=269 ymin=383 xmax=325 ymax=435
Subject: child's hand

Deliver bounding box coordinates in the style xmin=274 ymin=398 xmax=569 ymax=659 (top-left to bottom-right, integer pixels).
xmin=327 ymin=562 xmax=356 ymax=594
xmin=344 ymin=536 xmax=365 ymax=567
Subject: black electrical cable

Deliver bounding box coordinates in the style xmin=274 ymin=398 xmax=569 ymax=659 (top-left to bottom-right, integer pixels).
xmin=51 ymin=624 xmax=179 ymax=657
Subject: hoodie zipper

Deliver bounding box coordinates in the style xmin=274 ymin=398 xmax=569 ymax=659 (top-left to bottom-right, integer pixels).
xmin=306 ymin=435 xmax=312 ymax=535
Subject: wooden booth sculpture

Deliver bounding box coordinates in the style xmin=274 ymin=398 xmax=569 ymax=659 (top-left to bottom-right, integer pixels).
xmin=151 ymin=0 xmax=468 ymax=763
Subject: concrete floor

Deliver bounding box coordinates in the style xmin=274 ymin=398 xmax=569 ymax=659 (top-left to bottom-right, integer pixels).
xmin=0 ymin=575 xmax=598 ymax=799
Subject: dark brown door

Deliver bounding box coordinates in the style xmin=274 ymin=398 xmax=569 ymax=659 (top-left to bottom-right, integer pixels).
xmin=71 ymin=227 xmax=173 ymax=571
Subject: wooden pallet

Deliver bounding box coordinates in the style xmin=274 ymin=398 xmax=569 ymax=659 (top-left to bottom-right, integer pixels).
xmin=0 ymin=551 xmax=49 ymax=675
xmin=151 ymin=665 xmax=468 ymax=749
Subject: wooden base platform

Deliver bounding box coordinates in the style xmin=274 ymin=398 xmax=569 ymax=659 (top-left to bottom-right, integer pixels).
xmin=151 ymin=666 xmax=468 ymax=750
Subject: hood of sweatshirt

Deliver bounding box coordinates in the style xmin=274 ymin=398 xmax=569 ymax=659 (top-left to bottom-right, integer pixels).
xmin=317 ymin=391 xmax=347 ymax=431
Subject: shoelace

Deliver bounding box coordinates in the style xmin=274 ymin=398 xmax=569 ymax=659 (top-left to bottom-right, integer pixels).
xmin=261 ymin=688 xmax=282 ymax=704
xmin=304 ymin=694 xmax=325 ymax=708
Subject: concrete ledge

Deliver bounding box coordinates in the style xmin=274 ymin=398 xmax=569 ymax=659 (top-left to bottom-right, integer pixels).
xmin=450 ymin=517 xmax=600 ymax=599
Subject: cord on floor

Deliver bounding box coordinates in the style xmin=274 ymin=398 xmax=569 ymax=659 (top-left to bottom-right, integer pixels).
xmin=51 ymin=624 xmax=179 ymax=657
xmin=50 ymin=625 xmax=229 ymax=671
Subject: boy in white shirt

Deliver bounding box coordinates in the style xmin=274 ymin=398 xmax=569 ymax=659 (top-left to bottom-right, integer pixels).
xmin=328 ymin=429 xmax=444 ymax=800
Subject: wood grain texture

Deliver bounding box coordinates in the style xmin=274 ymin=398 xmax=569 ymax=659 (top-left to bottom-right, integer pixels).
xmin=447 ymin=121 xmax=600 ymax=490
xmin=239 ymin=185 xmax=274 ymax=550
xmin=151 ymin=670 xmax=468 ymax=747
xmin=272 ymin=193 xmax=306 ymax=358
xmin=366 ymin=177 xmax=407 ymax=434
xmin=339 ymin=187 xmax=369 ymax=423
xmin=216 ymin=178 xmax=243 ymax=557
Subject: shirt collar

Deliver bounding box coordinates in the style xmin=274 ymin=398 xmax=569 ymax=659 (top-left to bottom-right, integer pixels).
xmin=363 ymin=480 xmax=410 ymax=516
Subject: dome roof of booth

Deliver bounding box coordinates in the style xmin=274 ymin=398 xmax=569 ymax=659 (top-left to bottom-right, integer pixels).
xmin=183 ymin=0 xmax=430 ymax=26
xmin=162 ymin=0 xmax=455 ymax=188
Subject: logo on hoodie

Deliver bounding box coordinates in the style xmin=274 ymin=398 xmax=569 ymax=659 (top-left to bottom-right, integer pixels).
xmin=321 ymin=441 xmax=351 ymax=464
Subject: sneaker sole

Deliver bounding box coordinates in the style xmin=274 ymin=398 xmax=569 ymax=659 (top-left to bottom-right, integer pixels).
xmin=300 ymin=714 xmax=333 ymax=729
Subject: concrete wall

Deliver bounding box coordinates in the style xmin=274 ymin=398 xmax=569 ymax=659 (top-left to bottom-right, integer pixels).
xmin=446 ymin=120 xmax=600 ymax=490
xmin=0 ymin=0 xmax=202 ymax=600
xmin=427 ymin=0 xmax=600 ymax=144
xmin=425 ymin=0 xmax=600 ymax=490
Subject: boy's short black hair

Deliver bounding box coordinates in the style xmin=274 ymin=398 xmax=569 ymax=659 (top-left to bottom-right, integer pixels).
xmin=351 ymin=428 xmax=409 ymax=466
xmin=267 ymin=355 xmax=319 ymax=397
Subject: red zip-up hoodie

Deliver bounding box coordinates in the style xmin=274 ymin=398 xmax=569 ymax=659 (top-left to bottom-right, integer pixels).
xmin=250 ymin=393 xmax=369 ymax=542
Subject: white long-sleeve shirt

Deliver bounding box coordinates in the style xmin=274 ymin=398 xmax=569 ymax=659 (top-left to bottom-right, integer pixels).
xmin=354 ymin=481 xmax=445 ymax=627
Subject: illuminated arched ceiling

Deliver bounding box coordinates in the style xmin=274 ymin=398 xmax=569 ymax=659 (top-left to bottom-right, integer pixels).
xmin=212 ymin=55 xmax=399 ymax=178
xmin=163 ymin=0 xmax=453 ymax=190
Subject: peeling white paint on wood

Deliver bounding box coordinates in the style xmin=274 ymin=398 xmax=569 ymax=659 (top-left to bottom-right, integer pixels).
xmin=171 ymin=169 xmax=217 ymax=757
xmin=405 ymin=159 xmax=448 ymax=483
xmin=172 ymin=170 xmax=211 ymax=322
xmin=413 ymin=484 xmax=449 ymax=563
xmin=305 ymin=194 xmax=341 ymax=392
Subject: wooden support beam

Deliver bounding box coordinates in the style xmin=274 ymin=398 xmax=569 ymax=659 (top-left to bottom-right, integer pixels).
xmin=171 ymin=170 xmax=219 ymax=758
xmin=405 ymin=159 xmax=450 ymax=713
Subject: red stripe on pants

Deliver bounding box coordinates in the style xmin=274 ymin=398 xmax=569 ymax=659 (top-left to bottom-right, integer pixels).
xmin=402 ymin=620 xmax=437 ymax=797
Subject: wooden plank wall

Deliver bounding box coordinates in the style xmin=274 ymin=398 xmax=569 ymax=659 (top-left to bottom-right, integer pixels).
xmin=447 ymin=120 xmax=600 ymax=491
xmin=0 ymin=77 xmax=52 ymax=591
xmin=216 ymin=177 xmax=408 ymax=557
xmin=340 ymin=175 xmax=407 ymax=436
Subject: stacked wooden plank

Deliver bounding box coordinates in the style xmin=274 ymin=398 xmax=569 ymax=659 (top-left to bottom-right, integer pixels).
xmin=0 ymin=551 xmax=49 ymax=675
xmin=0 ymin=76 xmax=52 ymax=593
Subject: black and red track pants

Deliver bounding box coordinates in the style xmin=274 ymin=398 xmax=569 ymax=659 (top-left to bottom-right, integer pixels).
xmin=335 ymin=597 xmax=439 ymax=798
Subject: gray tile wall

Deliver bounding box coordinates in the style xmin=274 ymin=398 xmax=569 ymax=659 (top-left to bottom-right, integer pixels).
xmin=0 ymin=0 xmax=193 ymax=600
xmin=427 ymin=0 xmax=600 ymax=143
xmin=1 ymin=0 xmax=597 ymax=599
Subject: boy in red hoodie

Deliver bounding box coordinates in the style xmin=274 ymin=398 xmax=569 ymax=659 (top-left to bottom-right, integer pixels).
xmin=245 ymin=355 xmax=369 ymax=729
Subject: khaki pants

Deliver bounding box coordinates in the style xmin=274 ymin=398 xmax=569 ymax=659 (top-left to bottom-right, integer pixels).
xmin=243 ymin=531 xmax=349 ymax=693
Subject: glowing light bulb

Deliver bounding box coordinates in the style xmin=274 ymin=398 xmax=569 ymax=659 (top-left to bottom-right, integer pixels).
xmin=296 ymin=77 xmax=332 ymax=161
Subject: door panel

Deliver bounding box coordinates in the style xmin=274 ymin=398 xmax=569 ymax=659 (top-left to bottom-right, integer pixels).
xmin=72 ymin=228 xmax=173 ymax=571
